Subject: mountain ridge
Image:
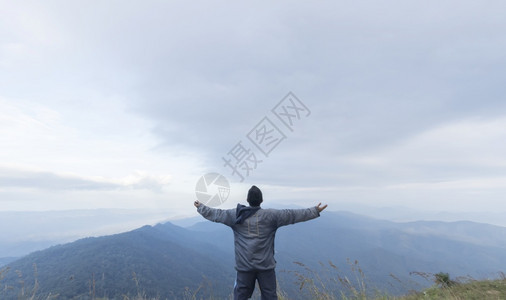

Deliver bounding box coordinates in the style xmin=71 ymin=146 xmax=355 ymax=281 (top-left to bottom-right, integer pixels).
xmin=1 ymin=211 xmax=505 ymax=299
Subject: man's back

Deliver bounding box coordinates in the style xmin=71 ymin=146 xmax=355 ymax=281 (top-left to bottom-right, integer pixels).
xmin=197 ymin=205 xmax=320 ymax=271
xmin=194 ymin=185 xmax=327 ymax=300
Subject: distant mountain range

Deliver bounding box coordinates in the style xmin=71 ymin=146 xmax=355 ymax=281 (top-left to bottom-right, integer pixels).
xmin=0 ymin=209 xmax=175 ymax=259
xmin=0 ymin=257 xmax=17 ymax=267
xmin=1 ymin=211 xmax=506 ymax=299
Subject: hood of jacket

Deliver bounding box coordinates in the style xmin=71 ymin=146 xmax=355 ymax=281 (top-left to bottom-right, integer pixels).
xmin=235 ymin=203 xmax=261 ymax=224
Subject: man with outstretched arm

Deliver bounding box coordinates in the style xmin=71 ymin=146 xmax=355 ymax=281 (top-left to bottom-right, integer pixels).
xmin=194 ymin=185 xmax=328 ymax=300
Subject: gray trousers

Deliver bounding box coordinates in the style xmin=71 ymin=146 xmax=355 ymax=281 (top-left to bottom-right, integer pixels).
xmin=233 ymin=269 xmax=277 ymax=300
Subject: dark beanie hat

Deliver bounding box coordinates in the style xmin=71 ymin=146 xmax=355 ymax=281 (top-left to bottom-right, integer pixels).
xmin=247 ymin=185 xmax=263 ymax=207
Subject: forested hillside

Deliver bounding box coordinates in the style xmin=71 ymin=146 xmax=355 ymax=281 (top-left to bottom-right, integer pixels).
xmin=2 ymin=211 xmax=506 ymax=299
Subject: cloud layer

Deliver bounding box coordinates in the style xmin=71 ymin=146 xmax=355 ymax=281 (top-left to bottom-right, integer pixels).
xmin=1 ymin=1 xmax=506 ymax=216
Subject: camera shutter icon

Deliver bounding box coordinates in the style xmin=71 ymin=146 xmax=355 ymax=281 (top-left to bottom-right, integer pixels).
xmin=195 ymin=173 xmax=230 ymax=207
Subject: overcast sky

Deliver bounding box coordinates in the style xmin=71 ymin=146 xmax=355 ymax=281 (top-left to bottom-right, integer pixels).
xmin=1 ymin=1 xmax=506 ymax=219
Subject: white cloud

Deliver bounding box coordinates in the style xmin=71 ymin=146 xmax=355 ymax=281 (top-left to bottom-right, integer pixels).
xmin=1 ymin=0 xmax=506 ymax=219
xmin=385 ymin=116 xmax=506 ymax=173
xmin=386 ymin=178 xmax=506 ymax=191
xmin=0 ymin=167 xmax=172 ymax=192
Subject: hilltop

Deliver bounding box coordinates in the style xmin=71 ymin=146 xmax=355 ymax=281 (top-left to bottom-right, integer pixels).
xmin=1 ymin=211 xmax=506 ymax=299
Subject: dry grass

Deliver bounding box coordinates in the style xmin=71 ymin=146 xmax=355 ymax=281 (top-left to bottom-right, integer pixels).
xmin=399 ymin=272 xmax=506 ymax=300
xmin=286 ymin=259 xmax=394 ymax=300
xmin=2 ymin=263 xmax=506 ymax=299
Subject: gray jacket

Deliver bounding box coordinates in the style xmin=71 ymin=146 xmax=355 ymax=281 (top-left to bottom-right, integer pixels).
xmin=197 ymin=204 xmax=320 ymax=271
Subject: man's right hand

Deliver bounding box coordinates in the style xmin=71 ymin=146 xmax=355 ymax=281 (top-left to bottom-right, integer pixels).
xmin=194 ymin=200 xmax=201 ymax=208
xmin=316 ymin=203 xmax=328 ymax=213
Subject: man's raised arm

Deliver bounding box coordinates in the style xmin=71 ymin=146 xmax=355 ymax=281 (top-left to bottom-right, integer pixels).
xmin=275 ymin=202 xmax=328 ymax=228
xmin=194 ymin=200 xmax=235 ymax=227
